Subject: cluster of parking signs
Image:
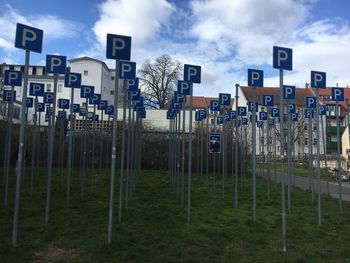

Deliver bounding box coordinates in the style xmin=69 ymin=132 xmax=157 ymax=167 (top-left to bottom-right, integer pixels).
xmin=2 ymin=23 xmax=146 ymax=246
xmin=166 ymin=46 xmax=347 ymax=252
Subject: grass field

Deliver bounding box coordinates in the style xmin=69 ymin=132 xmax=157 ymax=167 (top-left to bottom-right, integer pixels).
xmin=1 ymin=168 xmax=350 ymax=262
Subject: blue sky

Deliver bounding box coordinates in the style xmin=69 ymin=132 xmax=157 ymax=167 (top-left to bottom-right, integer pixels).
xmin=0 ymin=0 xmax=350 ymax=97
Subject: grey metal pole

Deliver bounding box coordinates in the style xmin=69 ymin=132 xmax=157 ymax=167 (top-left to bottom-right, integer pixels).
xmin=336 ymin=100 xmax=343 ymax=213
xmin=12 ymin=50 xmax=30 ymax=246
xmin=235 ymin=83 xmax=239 ymax=208
xmin=200 ymin=119 xmax=204 ymax=179
xmin=66 ymin=86 xmax=74 ymax=206
xmin=213 ymin=112 xmax=217 ymax=191
xmin=316 ymin=88 xmax=321 ymax=226
xmin=187 ymin=83 xmax=193 ymax=225
xmin=176 ymin=109 xmax=181 ymax=200
xmin=252 ymin=87 xmax=257 ymax=222
xmin=267 ymin=113 xmax=271 ymax=201
xmin=181 ymin=102 xmax=186 ymax=209
xmin=287 ymin=108 xmax=292 ymax=213
xmin=240 ymin=116 xmax=243 ymax=190
xmin=45 ymin=74 xmax=58 ymax=223
xmin=206 ymin=109 xmax=209 ymax=180
xmin=30 ymin=96 xmax=38 ymax=198
xmin=308 ymin=114 xmax=315 ymax=201
xmin=279 ymin=69 xmax=286 ymax=252
xmin=99 ymin=109 xmax=104 ymax=172
xmin=91 ymin=104 xmax=96 ymax=182
xmin=81 ymin=98 xmax=88 ymax=198
xmin=108 ymin=60 xmax=119 ymax=244
xmin=118 ymin=80 xmax=127 ymax=224
xmin=36 ymin=111 xmax=41 ymax=180
xmin=4 ymin=85 xmax=14 ymax=206
xmin=222 ymin=114 xmax=226 ymax=200
xmin=321 ymin=112 xmax=329 ymax=194
xmin=130 ymin=104 xmax=135 ymax=196
xmin=274 ymin=125 xmax=277 ymax=182
xmin=125 ymin=97 xmax=132 ymax=207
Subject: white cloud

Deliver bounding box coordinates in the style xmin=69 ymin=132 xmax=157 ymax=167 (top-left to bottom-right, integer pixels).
xmin=93 ymin=0 xmax=175 ymax=48
xmin=81 ymin=0 xmax=350 ymax=98
xmin=0 ymin=4 xmax=81 ymax=51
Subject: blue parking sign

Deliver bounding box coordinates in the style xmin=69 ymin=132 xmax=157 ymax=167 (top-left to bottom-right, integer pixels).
xmin=81 ymin=85 xmax=94 ymax=98
xmin=229 ymin=110 xmax=236 ymax=120
xmin=219 ymin=93 xmax=231 ymax=106
xmin=311 ymin=71 xmax=326 ymax=89
xmin=259 ymin=111 xmax=267 ymax=121
xmin=3 ymin=90 xmax=16 ymax=102
xmin=306 ymin=96 xmax=316 ymax=108
xmin=283 ymin=85 xmax=295 ymax=100
xmin=288 ymin=104 xmax=296 ymax=114
xmin=106 ymin=33 xmax=132 ymax=60
xmin=184 ymin=64 xmax=201 ymax=84
xmin=319 ymin=105 xmax=327 ymax=116
xmin=37 ymin=103 xmax=45 ymax=112
xmin=178 ymin=80 xmax=191 ymax=95
xmin=73 ymin=104 xmax=80 ymax=113
xmin=4 ymin=70 xmax=22 ymax=86
xmin=263 ymin=95 xmax=274 ymax=106
xmin=291 ymin=113 xmax=298 ymax=122
xmin=210 ymin=100 xmax=220 ymax=112
xmin=119 ymin=61 xmax=136 ymax=80
xmin=26 ymin=97 xmax=34 ymax=108
xmin=248 ymin=69 xmax=263 ymax=87
xmin=241 ymin=117 xmax=248 ymax=125
xmin=238 ymin=106 xmax=247 ymax=116
xmin=46 ymin=55 xmax=67 ymax=75
xmin=217 ymin=116 xmax=224 ymax=125
xmin=209 ymin=132 xmax=221 ymax=153
xmin=331 ymin=87 xmax=344 ymax=101
xmin=29 ymin=83 xmax=45 ymax=96
xmin=273 ymin=46 xmax=293 ymax=71
xmin=44 ymin=92 xmax=54 ymax=104
xmin=89 ymin=94 xmax=101 ymax=105
xmin=106 ymin=105 xmax=114 ymax=116
xmin=65 ymin=73 xmax=81 ymax=88
xmin=271 ymin=108 xmax=280 ymax=118
xmin=305 ymin=109 xmax=314 ymax=118
xmin=58 ymin=99 xmax=69 ymax=109
xmin=248 ymin=101 xmax=258 ymax=112
xmin=15 ymin=23 xmax=43 ymax=53
xmin=128 ymin=78 xmax=139 ymax=92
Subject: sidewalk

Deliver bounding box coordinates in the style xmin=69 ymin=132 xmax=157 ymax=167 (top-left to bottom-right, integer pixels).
xmin=258 ymin=171 xmax=350 ymax=201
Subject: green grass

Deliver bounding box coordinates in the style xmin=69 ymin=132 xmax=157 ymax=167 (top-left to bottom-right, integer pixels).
xmin=260 ymin=162 xmax=335 ymax=181
xmin=1 ymin=168 xmax=350 ymax=262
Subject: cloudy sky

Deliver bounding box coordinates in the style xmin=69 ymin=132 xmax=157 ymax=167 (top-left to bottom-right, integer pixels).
xmin=0 ymin=0 xmax=349 ymax=97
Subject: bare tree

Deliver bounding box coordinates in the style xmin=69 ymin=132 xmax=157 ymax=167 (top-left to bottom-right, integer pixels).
xmin=139 ymin=54 xmax=181 ymax=109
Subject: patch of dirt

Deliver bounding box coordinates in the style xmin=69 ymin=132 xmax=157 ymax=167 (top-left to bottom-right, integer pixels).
xmin=32 ymin=244 xmax=79 ymax=263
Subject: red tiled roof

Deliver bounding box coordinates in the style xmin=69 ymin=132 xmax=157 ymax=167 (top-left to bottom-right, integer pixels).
xmin=184 ymin=96 xmax=234 ymax=109
xmin=240 ymin=86 xmax=315 ymax=107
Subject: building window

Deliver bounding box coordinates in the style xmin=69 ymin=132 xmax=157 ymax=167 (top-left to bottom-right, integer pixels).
xmin=47 ymin=83 xmax=52 ymax=92
xmin=58 ymin=84 xmax=63 ymax=93
xmin=84 ymin=70 xmax=88 ymax=76
xmin=32 ymin=67 xmax=37 ymax=75
xmin=305 ymin=138 xmax=308 ymax=146
xmin=110 ymin=90 xmax=114 ymax=95
xmin=111 ymin=76 xmax=115 ymax=80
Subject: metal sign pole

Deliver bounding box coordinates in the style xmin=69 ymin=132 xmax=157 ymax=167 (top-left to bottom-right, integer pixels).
xmin=91 ymin=104 xmax=96 ymax=182
xmin=287 ymin=107 xmax=292 ymax=213
xmin=130 ymin=103 xmax=135 ymax=196
xmin=316 ymin=88 xmax=321 ymax=225
xmin=222 ymin=112 xmax=226 ymax=200
xmin=187 ymin=83 xmax=193 ymax=224
xmin=213 ymin=112 xmax=217 ymax=191
xmin=125 ymin=97 xmax=132 ymax=207
xmin=45 ymin=73 xmax=58 ymax=222
xmin=108 ymin=60 xmax=120 ymax=244
xmin=321 ymin=111 xmax=329 ymax=194
xmin=30 ymin=96 xmax=38 ymax=198
xmin=181 ymin=101 xmax=186 ymax=208
xmin=4 ymin=85 xmax=15 ymax=206
xmin=12 ymin=49 xmax=30 ymax=246
xmin=252 ymin=88 xmax=257 ymax=222
xmin=66 ymin=87 xmax=75 ymax=205
xmin=240 ymin=117 xmax=243 ymax=190
xmin=177 ymin=108 xmax=181 ymax=200
xmin=235 ymin=84 xmax=239 ymax=208
xmin=81 ymin=98 xmax=88 ymax=198
xmin=279 ymin=69 xmax=286 ymax=252
xmin=206 ymin=108 xmax=209 ymax=180
xmin=308 ymin=112 xmax=315 ymax=201
xmin=118 ymin=80 xmax=127 ymax=224
xmin=336 ymin=100 xmax=343 ymax=212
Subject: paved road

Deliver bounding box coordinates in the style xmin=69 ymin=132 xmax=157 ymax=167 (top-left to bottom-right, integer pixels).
xmin=258 ymin=170 xmax=350 ymax=201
